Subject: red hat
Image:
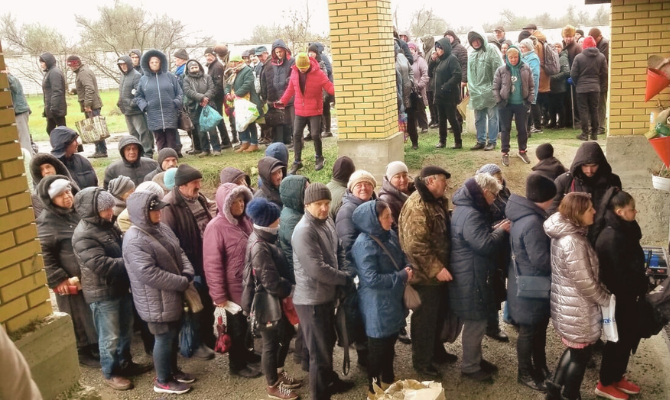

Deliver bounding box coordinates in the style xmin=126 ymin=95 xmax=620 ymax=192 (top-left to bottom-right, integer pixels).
xmin=583 ymin=36 xmax=597 ymax=49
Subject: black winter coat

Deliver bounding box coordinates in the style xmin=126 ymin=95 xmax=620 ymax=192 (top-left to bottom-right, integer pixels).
xmin=40 ymin=52 xmax=67 ymax=118
xmin=451 ymin=44 xmax=468 ymax=84
xmin=532 ymin=157 xmax=568 ymax=181
xmin=103 ymin=135 xmax=158 ymax=189
xmin=206 ymin=59 xmax=225 ymax=102
xmin=117 ymin=56 xmax=143 ymax=116
xmin=50 ymin=127 xmax=98 ymax=189
xmin=570 ymin=47 xmax=608 ymax=94
xmin=183 ymin=59 xmax=216 ymax=122
xmin=72 ymin=187 xmax=129 ymax=304
xmin=506 ymin=194 xmax=551 ymax=325
xmin=429 ymin=38 xmax=462 ymax=105
xmin=135 ymin=49 xmax=183 ymax=131
xmin=262 ymin=40 xmax=295 ymax=104
xmin=254 ymin=157 xmax=286 ymax=207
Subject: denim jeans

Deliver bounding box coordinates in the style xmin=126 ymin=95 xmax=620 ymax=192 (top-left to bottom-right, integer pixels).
xmin=239 ymin=122 xmax=258 ymax=145
xmin=90 ymin=293 xmax=135 ymax=378
xmin=149 ymin=321 xmax=180 ymax=384
xmin=474 ymin=105 xmax=499 ymax=145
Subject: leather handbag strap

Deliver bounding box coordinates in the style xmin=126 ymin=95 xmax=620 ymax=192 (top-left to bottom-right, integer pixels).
xmin=369 ymin=235 xmax=402 ymax=272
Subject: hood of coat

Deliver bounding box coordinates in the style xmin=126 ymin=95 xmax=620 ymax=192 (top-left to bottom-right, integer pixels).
xmin=50 ymin=127 xmax=78 ymax=159
xmin=310 ymin=42 xmax=325 ymax=54
xmin=74 ymin=187 xmax=113 ymax=226
xmin=435 ymin=37 xmax=453 ymax=58
xmin=444 ymin=30 xmax=461 ymax=45
xmin=129 ymin=49 xmax=142 ymax=59
xmin=40 ymin=52 xmax=57 ymax=70
xmin=258 ymin=157 xmax=286 ymax=190
xmin=215 ymin=182 xmax=253 ymax=225
xmin=569 ymin=142 xmax=613 ymax=180
xmin=467 ymin=29 xmax=488 ymax=51
xmin=126 ymin=190 xmax=162 ymax=232
xmin=381 ymin=176 xmax=409 ymax=202
xmin=602 ymin=209 xmax=642 ymax=242
xmin=117 ymin=55 xmax=134 ymax=75
xmin=271 ymin=39 xmax=291 ymax=64
xmin=30 ymin=153 xmax=74 ymax=187
xmin=352 ymin=200 xmax=388 ymax=239
xmin=118 ymin=135 xmax=146 ymax=164
xmin=280 ymin=175 xmax=309 ymax=213
xmin=505 ymin=194 xmax=547 ymax=223
xmin=265 ymin=143 xmax=289 ymax=166
xmin=185 ymin=58 xmax=205 ymax=78
xmin=543 ymin=211 xmax=587 ymax=240
xmin=332 ymin=156 xmax=356 ymax=184
xmin=582 ymin=47 xmax=601 ymax=58
xmin=219 ymin=167 xmax=250 ymax=186
xmin=140 ymin=49 xmax=168 ymax=75
xmin=37 ymin=174 xmax=77 ymax=217
xmin=423 ymin=35 xmax=435 ymax=55
xmin=452 ymin=178 xmax=491 ymax=216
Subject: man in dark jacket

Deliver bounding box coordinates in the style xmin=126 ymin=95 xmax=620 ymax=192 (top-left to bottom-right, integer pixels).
xmin=571 ymin=36 xmax=607 ymax=141
xmin=430 ymin=38 xmax=463 ymax=149
xmin=254 ymin=156 xmax=286 ymax=207
xmin=398 ymin=166 xmax=456 ymax=377
xmin=161 ymin=164 xmax=215 ymax=359
xmin=50 ymin=127 xmax=98 ymax=189
xmin=589 ymin=28 xmax=610 ymax=135
xmin=262 ymin=39 xmax=295 ymax=146
xmin=129 ymin=49 xmax=142 ymax=73
xmin=293 ymin=183 xmax=355 ymax=399
xmin=67 ymin=55 xmax=107 ymax=158
xmin=104 ymin=135 xmax=158 ymax=189
xmin=72 ymin=187 xmax=151 ymax=390
xmin=40 ymin=52 xmax=67 ymax=135
xmin=205 ymin=47 xmax=234 ymax=148
xmin=144 ymin=148 xmax=178 ymax=182
xmin=444 ymin=30 xmax=468 ymax=130
xmin=117 ymin=56 xmax=154 ymax=158
xmin=548 ymin=44 xmax=570 ymax=129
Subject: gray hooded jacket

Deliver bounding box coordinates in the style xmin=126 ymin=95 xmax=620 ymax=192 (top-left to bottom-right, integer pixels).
xmin=103 ymin=135 xmax=158 ymax=189
xmin=117 ymin=56 xmax=143 ymax=116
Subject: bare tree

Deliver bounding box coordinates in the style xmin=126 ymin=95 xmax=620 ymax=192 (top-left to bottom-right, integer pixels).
xmin=409 ymin=7 xmax=447 ymax=38
xmin=240 ymin=24 xmax=283 ymax=45
xmin=593 ymin=6 xmax=611 ymax=26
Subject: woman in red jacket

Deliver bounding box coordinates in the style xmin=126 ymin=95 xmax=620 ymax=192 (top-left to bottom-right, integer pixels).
xmin=278 ymin=53 xmax=334 ymax=175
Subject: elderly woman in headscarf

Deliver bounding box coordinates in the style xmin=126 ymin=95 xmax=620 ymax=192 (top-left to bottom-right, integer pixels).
xmin=225 ymin=54 xmax=264 ymax=153
xmin=36 ymin=175 xmax=98 ymax=366
xmin=408 ymin=42 xmax=430 ymax=136
xmin=183 ymin=58 xmax=221 ymax=157
xmin=519 ymin=39 xmax=541 ymax=135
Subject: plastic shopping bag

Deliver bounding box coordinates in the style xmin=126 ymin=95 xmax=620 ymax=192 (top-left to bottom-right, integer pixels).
xmin=369 ymin=379 xmax=445 ymax=400
xmin=602 ymin=295 xmax=619 ymax=343
xmin=234 ymin=97 xmax=259 ymax=132
xmin=199 ymin=105 xmax=223 ymax=132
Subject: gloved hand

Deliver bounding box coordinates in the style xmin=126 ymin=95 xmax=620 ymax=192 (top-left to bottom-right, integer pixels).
xmin=567 ymin=77 xmax=574 ymax=86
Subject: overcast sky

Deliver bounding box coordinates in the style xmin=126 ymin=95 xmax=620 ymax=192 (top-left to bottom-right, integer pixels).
xmin=5 ymin=0 xmax=607 ymax=43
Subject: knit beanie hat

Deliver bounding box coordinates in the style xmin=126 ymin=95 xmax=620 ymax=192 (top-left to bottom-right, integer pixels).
xmin=163 ymin=168 xmax=178 ymax=190
xmin=66 ymin=55 xmax=81 ymax=67
xmin=332 ymin=156 xmax=356 ymax=183
xmin=296 ymin=53 xmax=310 ymax=70
xmin=96 ymin=190 xmax=116 ymax=211
xmin=536 ymin=143 xmax=554 ymax=160
xmin=576 ymin=29 xmax=585 ymax=37
xmin=174 ymin=164 xmax=203 ymax=187
xmin=204 ymin=47 xmax=215 ymax=55
xmin=518 ymin=31 xmax=531 ymax=42
xmin=347 ymin=170 xmax=377 ymax=191
xmin=108 ymin=176 xmax=135 ymax=199
xmin=173 ymin=49 xmax=189 ymax=60
xmin=48 ymin=178 xmax=71 ymax=199
xmin=419 ymin=165 xmax=451 ymax=179
xmin=562 ymin=25 xmax=576 ymax=38
xmin=246 ymin=197 xmax=281 ymax=227
xmin=520 ymin=39 xmax=535 ymax=53
xmin=304 ymin=182 xmax=332 ymax=205
xmin=136 ymin=181 xmax=165 ymax=200
xmin=308 ymin=44 xmax=320 ymax=54
xmin=582 ymin=36 xmax=597 ymax=50
xmin=526 ymin=174 xmax=557 ymax=203
xmin=476 ymin=163 xmax=502 ymax=177
xmin=385 ymin=161 xmax=409 ymax=180
xmin=229 ymin=54 xmax=243 ymax=63
xmin=157 ymin=148 xmax=179 ymax=169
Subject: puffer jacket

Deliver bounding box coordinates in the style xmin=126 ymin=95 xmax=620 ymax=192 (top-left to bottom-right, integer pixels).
xmin=117 ymin=56 xmax=143 ymax=116
xmin=123 ymin=190 xmax=194 ymax=324
xmin=493 ymin=56 xmax=535 ymax=106
xmin=292 ymin=212 xmax=351 ymax=306
xmin=449 ymin=180 xmax=507 ymax=321
xmin=182 ymin=59 xmax=215 ymax=122
xmin=429 ymin=38 xmax=462 ymax=106
xmin=570 ymin=47 xmax=608 ymax=94
xmin=103 ymin=135 xmax=158 ymax=189
xmin=36 ymin=175 xmax=82 ymax=288
xmin=522 ymin=50 xmax=541 ymax=101
xmin=241 ymin=227 xmax=293 ymax=315
xmin=225 ymin=64 xmax=265 ymax=119
xmin=279 ymin=175 xmax=309 ymax=271
xmin=444 ymin=30 xmax=468 ymax=83
xmin=550 ymin=49 xmax=570 ymax=94
xmin=336 ymin=190 xmax=376 ymax=265
xmin=411 ymin=54 xmax=429 ymax=107
xmin=279 ymin=57 xmax=334 ymax=117
xmin=352 ymin=200 xmax=408 ymax=338
xmin=467 ymin=29 xmax=504 ymax=110
xmin=398 ymin=176 xmax=451 ymax=286
xmin=544 ymin=212 xmax=610 ymax=344
xmin=378 ymin=176 xmax=414 ymax=233
xmin=135 ymin=49 xmax=183 ymax=131
xmin=506 ymin=194 xmax=551 ymax=326
xmin=73 ymin=64 xmax=103 ymax=112
xmin=72 ymin=187 xmax=129 ymax=304
xmin=262 ymin=39 xmax=294 ymax=104
xmin=254 ymin=157 xmax=285 ymax=207
xmin=219 ymin=167 xmax=251 ymax=187
xmin=40 ymin=52 xmax=67 ymax=118
xmin=7 ymin=73 xmax=30 ymax=115
xmin=206 ymin=59 xmax=225 ymax=102
xmin=50 ymin=127 xmax=98 ymax=189
xmin=396 ymin=47 xmax=413 ymax=111
xmin=203 ymin=183 xmax=253 ymax=306
xmin=30 ymin=153 xmax=80 ymax=218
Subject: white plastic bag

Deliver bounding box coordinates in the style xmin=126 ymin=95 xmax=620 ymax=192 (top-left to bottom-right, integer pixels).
xmin=601 ymin=294 xmax=619 ymax=343
xmin=234 ymin=97 xmax=259 ymax=132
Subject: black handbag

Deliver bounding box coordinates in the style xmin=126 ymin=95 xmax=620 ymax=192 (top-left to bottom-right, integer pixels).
xmin=512 ymin=249 xmax=551 ymax=299
xmin=264 ymin=107 xmax=285 ymax=127
xmin=249 ymin=272 xmax=283 ymax=334
xmin=178 ymin=108 xmax=194 ymax=131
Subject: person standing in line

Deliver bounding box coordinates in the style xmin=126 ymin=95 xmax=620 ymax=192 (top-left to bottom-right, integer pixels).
xmin=430 ymin=38 xmax=463 ymax=149
xmin=571 ymin=36 xmax=607 ymax=142
xmin=129 ymin=50 xmax=143 ymax=73
xmin=103 ymin=135 xmax=158 ymax=189
xmin=518 ymin=39 xmax=541 ymax=137
xmin=589 ymin=28 xmax=610 ymax=135
xmin=225 ymin=54 xmax=265 ymax=153
xmin=206 ymin=47 xmax=235 ymax=148
xmin=67 ymin=55 xmax=107 ymax=158
xmin=422 ymin=35 xmax=439 ymax=128
xmin=409 ymin=43 xmax=430 ymax=135
xmin=117 ymin=56 xmax=155 ymax=158
xmin=50 ymin=127 xmax=98 ymax=189
xmin=562 ymin=25 xmax=583 ymax=129
xmin=39 ymin=52 xmax=67 ymax=135
xmin=183 ymin=59 xmax=221 ymax=157
xmin=3 ymin=68 xmax=33 ymax=154
xmin=262 ymin=40 xmax=295 ymax=147
xmin=444 ymin=30 xmax=468 ymax=131
xmin=547 ymin=42 xmax=570 ymax=129
xmin=327 ymin=156 xmax=356 ymax=220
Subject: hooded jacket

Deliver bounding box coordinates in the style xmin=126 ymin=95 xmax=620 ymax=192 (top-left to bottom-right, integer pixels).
xmin=423 ymin=35 xmax=437 ymax=91
xmin=219 ymin=167 xmax=251 ymax=187
xmin=50 ymin=127 xmax=98 ymax=189
xmin=550 ymin=142 xmax=622 ymax=214
xmin=429 ymin=38 xmax=462 ymax=105
xmin=129 ymin=49 xmax=143 ymax=73
xmin=521 ymin=48 xmax=541 ymax=101
xmin=265 ymin=143 xmax=289 ymax=166
xmin=532 ymin=157 xmax=568 ymax=181
xmin=549 ymin=49 xmax=570 ymax=94
xmin=466 ymin=30 xmax=504 ymax=110
xmin=72 ymin=64 xmax=103 ymax=112
xmin=533 ymin=31 xmax=552 ymax=93
xmin=493 ymin=47 xmax=535 ymax=106
xmin=395 ymin=45 xmax=413 ymax=112
xmin=261 ymin=39 xmax=295 ymax=104
xmin=336 ymin=190 xmax=377 ymax=265
xmin=40 ymin=52 xmax=67 ymax=118
xmin=448 ymin=180 xmax=507 ymax=320
xmin=30 ymin=153 xmax=80 ymax=219
xmin=352 ymin=200 xmax=408 ymax=338
xmin=411 ymin=54 xmax=429 ymax=106
xmin=203 ymin=183 xmax=254 ymax=305
xmin=103 ymin=135 xmax=159 ymax=189
xmin=72 ymin=187 xmax=129 ymax=304
xmin=254 ymin=157 xmax=285 ymax=207
xmin=225 ymin=63 xmax=264 ymax=119
xmin=444 ymin=30 xmax=468 ymax=83
xmin=327 ymin=157 xmax=355 ymax=220
xmin=309 ymin=42 xmax=333 ymax=81
xmin=205 ymin=57 xmax=225 ymax=102
xmin=183 ymin=59 xmax=216 ymax=121
xmin=135 ymin=49 xmax=183 ymax=131
xmin=570 ymin=47 xmax=608 ymax=94
xmin=398 ymin=176 xmax=451 ymax=286
xmin=378 ymin=176 xmax=414 ymax=233
xmin=279 ymin=175 xmax=309 ymax=270
xmin=123 ymin=191 xmax=194 ymax=324
xmin=544 ymin=212 xmax=610 ymax=344
xmin=279 ymin=57 xmax=334 ymax=117
xmin=117 ymin=56 xmax=143 ymax=116
xmin=144 ymin=148 xmax=178 ymax=182
xmin=505 ymin=194 xmax=551 ymax=326
xmin=7 ymin=73 xmax=30 ymax=115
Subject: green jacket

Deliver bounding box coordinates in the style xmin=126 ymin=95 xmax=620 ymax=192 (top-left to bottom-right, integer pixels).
xmin=467 ymin=30 xmax=503 ymax=110
xmin=7 ymin=73 xmax=30 ymax=115
xmin=225 ymin=65 xmax=264 ymax=118
xmin=327 ymin=179 xmax=347 ymax=221
xmin=74 ymin=64 xmax=103 ymax=112
xmin=278 ymin=175 xmax=309 ymax=273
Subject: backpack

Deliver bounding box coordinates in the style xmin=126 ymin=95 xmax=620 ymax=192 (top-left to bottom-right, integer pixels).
xmin=543 ymin=42 xmax=560 ymax=75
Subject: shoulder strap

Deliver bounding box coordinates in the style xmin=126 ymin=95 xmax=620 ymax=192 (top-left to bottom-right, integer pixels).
xmin=129 ymin=226 xmax=182 ymax=277
xmin=369 ymin=235 xmax=401 ymax=271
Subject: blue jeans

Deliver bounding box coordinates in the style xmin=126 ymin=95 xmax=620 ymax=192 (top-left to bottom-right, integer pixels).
xmin=90 ymin=293 xmax=134 ymax=378
xmin=149 ymin=321 xmax=180 ymax=384
xmin=239 ymin=122 xmax=258 ymax=145
xmin=474 ymin=105 xmax=499 ymax=145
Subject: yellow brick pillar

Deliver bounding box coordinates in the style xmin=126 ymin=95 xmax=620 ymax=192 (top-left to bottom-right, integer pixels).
xmin=328 ymin=0 xmax=403 ymax=180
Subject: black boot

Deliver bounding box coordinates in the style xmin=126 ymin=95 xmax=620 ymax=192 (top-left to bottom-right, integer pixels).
xmin=518 ymin=370 xmax=547 ymax=392
xmin=357 ymin=349 xmax=369 ymax=369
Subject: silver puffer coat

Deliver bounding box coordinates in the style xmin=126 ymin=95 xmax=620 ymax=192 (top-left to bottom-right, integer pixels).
xmin=543 ymin=212 xmax=610 ymax=344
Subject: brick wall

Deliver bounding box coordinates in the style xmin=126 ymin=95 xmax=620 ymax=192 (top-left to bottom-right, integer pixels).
xmin=0 ymin=41 xmax=52 ymax=333
xmin=609 ymin=0 xmax=670 ymax=136
xmin=328 ymin=0 xmax=398 ymax=140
